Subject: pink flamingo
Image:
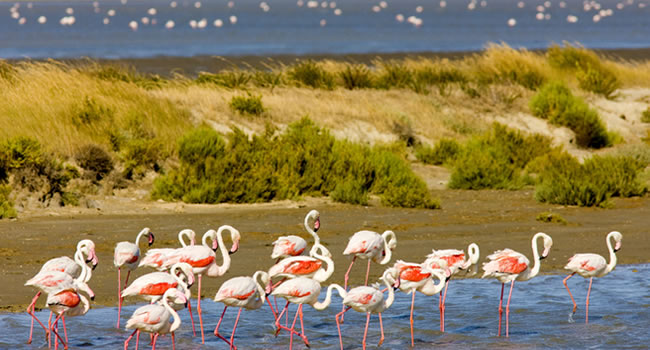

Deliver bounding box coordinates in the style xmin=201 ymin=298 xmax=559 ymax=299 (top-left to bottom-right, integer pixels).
xmin=271 ymin=210 xmax=321 ymax=261
xmin=563 ymin=231 xmax=622 ymax=324
xmin=124 ymin=288 xmax=188 ymax=350
xmin=335 ymin=268 xmax=399 ymax=350
xmin=212 ymin=270 xmax=271 ymax=349
xmin=141 ymin=225 xmax=241 ymax=344
xmin=114 ymin=227 xmax=155 ymax=328
xmin=389 ymin=261 xmax=449 ymax=346
xmin=120 ymin=262 xmax=197 ymax=334
xmin=341 ymin=230 xmax=396 ymax=321
xmin=271 ymin=277 xmax=346 ymax=350
xmin=136 ymin=229 xmax=196 ymax=272
xmin=46 ymin=288 xmax=92 ymax=350
xmin=482 ymin=232 xmax=553 ymax=337
xmin=422 ymin=243 xmax=480 ymax=332
xmin=25 ymin=239 xmax=97 ymax=345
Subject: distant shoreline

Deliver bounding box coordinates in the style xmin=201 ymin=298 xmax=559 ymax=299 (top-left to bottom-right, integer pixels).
xmin=9 ymin=46 xmax=650 ymax=77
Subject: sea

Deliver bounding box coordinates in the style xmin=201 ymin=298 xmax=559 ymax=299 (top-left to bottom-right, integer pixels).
xmin=0 ymin=0 xmax=649 ymax=59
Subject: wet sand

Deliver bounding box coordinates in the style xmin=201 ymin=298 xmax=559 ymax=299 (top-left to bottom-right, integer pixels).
xmin=1 ymin=189 xmax=648 ymax=313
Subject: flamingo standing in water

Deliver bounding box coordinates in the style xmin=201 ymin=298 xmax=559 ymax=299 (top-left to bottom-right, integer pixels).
xmin=114 ymin=228 xmax=155 ymax=328
xmin=271 ymin=210 xmax=321 ymax=261
xmin=212 ymin=271 xmax=270 ymax=349
xmin=25 ymin=239 xmax=97 ymax=345
xmin=482 ymin=232 xmax=553 ymax=337
xmin=141 ymin=225 xmax=241 ymax=344
xmin=563 ymin=231 xmax=622 ymax=324
xmin=335 ymin=268 xmax=400 ymax=350
xmin=124 ymin=288 xmax=188 ymax=350
xmin=341 ymin=230 xmax=397 ymax=321
xmin=389 ymin=261 xmax=449 ymax=346
xmin=46 ymin=286 xmax=93 ymax=350
xmin=422 ymin=243 xmax=480 ymax=332
xmin=121 ymin=262 xmax=197 ymax=335
xmin=271 ymin=277 xmax=346 ymax=350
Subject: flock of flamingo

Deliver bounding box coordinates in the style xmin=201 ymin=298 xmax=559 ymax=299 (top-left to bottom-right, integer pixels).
xmin=24 ymin=210 xmax=623 ymax=350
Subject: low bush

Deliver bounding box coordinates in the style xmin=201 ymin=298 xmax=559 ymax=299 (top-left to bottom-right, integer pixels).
xmin=576 ymin=64 xmax=621 ymax=98
xmin=153 ymin=118 xmax=439 ymax=209
xmin=0 ymin=184 xmax=17 ymax=219
xmin=547 ymin=44 xmax=601 ymax=70
xmin=252 ymin=70 xmax=283 ymax=91
xmin=230 ymin=94 xmax=265 ymax=116
xmin=376 ymin=62 xmax=413 ymax=89
xmin=74 ymin=144 xmax=114 ymax=181
xmin=72 ymin=97 xmax=113 ymax=127
xmin=108 ymin=115 xmax=164 ymax=179
xmin=474 ymin=45 xmax=547 ymax=90
xmin=534 ymin=152 xmax=647 ymax=207
xmin=536 ymin=211 xmax=568 ymax=225
xmin=340 ymin=64 xmax=374 ymax=90
xmin=196 ymin=70 xmax=251 ymax=89
xmin=448 ymin=124 xmax=553 ymax=190
xmin=415 ymin=139 xmax=461 ymax=166
xmin=641 ymin=107 xmax=650 ymax=123
xmin=288 ymin=61 xmax=335 ymax=89
xmin=530 ymin=81 xmax=611 ymax=148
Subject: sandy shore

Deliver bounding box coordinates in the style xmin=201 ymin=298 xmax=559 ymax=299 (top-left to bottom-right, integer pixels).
xmin=1 ymin=189 xmax=648 ymax=313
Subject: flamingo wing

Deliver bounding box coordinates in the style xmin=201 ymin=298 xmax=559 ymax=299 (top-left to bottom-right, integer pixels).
xmin=40 ymin=256 xmax=80 ymax=277
xmin=122 ymin=272 xmax=178 ymax=298
xmin=482 ymin=249 xmax=529 ymax=277
xmin=215 ymin=276 xmax=257 ymax=302
xmin=271 ymin=236 xmax=307 ymax=259
xmin=343 ymin=231 xmax=382 ymax=256
xmin=428 ymin=249 xmax=466 ymax=269
xmin=139 ymin=248 xmax=178 ymax=270
xmin=271 ymin=277 xmax=319 ymax=302
xmin=565 ymin=253 xmax=607 ymax=275
xmin=114 ymin=241 xmax=140 ymax=267
xmin=126 ymin=304 xmax=170 ymax=330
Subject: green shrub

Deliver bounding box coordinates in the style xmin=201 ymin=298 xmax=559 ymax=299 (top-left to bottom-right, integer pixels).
xmin=536 ymin=211 xmax=568 ymax=225
xmin=0 ymin=60 xmax=16 ymax=81
xmin=1 ymin=136 xmax=44 ymax=170
xmin=196 ymin=70 xmax=251 ymax=89
xmin=108 ymin=115 xmax=164 ymax=179
xmin=72 ymin=97 xmax=113 ymax=127
xmin=288 ymin=61 xmax=335 ymax=89
xmin=448 ymin=124 xmax=553 ymax=190
xmin=74 ymin=144 xmax=114 ymax=181
xmin=576 ymin=64 xmax=621 ymax=98
xmin=416 ymin=139 xmax=461 ymax=166
xmin=0 ymin=184 xmax=17 ymax=219
xmin=547 ymin=44 xmax=600 ymax=70
xmin=229 ymin=94 xmax=265 ymax=116
xmin=534 ymin=152 xmax=647 ymax=207
xmin=530 ymin=81 xmax=611 ymax=148
xmin=153 ymin=118 xmax=439 ymax=209
xmin=641 ymin=107 xmax=650 ymax=123
xmin=252 ymin=70 xmax=283 ymax=91
xmin=340 ymin=64 xmax=374 ymax=90
xmin=376 ymin=62 xmax=413 ymax=89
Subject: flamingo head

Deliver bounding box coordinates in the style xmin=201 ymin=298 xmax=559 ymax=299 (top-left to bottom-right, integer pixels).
xmin=610 ymin=231 xmax=623 ymax=252
xmin=167 ymin=288 xmax=188 ymax=308
xmin=307 ymin=209 xmax=320 ymax=232
xmin=537 ymin=232 xmax=553 ymax=260
xmin=229 ymin=228 xmax=241 ymax=255
xmin=173 ymin=262 xmax=195 ymax=287
xmin=147 ymin=232 xmax=155 ymax=247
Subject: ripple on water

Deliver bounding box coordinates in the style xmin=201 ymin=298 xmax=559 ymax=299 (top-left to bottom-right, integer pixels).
xmin=2 ymin=264 xmax=648 ymax=349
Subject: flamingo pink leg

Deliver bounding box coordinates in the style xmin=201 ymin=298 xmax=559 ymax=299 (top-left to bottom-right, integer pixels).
xmin=274 ymin=301 xmax=290 ymax=336
xmin=171 ymin=332 xmax=176 ymax=350
xmin=151 ymin=333 xmax=158 ymax=350
xmin=62 ymin=315 xmax=68 ymax=344
xmin=497 ymin=283 xmax=504 ymax=337
xmin=26 ymin=291 xmax=48 ymax=344
xmin=289 ymin=306 xmax=300 ymax=350
xmin=48 ymin=311 xmax=53 ymax=347
xmin=335 ymin=307 xmax=351 ymax=350
xmin=214 ymin=306 xmax=233 ymax=347
xmin=117 ymin=268 xmax=122 ymax=328
xmin=51 ymin=313 xmax=66 ymax=350
xmin=136 ymin=330 xmax=140 ymax=350
xmin=230 ymin=308 xmax=242 ymax=350
xmin=409 ymin=291 xmax=416 ymax=347
xmin=187 ymin=298 xmax=197 ymax=336
xmin=124 ymin=329 xmax=138 ymax=350
xmin=197 ymin=274 xmax=205 ymax=344
xmin=362 ymin=312 xmax=371 ymax=350
xmin=586 ymin=277 xmax=593 ymax=324
xmin=441 ymin=280 xmax=449 ymax=332
xmin=563 ymin=272 xmax=578 ymax=318
xmin=267 ymin=296 xmax=278 ymax=320
xmin=505 ymin=280 xmax=515 ymax=338
xmin=378 ymin=313 xmax=384 ymax=346
xmin=364 ymin=259 xmax=371 ymax=286
xmin=341 ymin=256 xmax=357 ymax=323
xmin=297 ymin=304 xmax=309 ymax=347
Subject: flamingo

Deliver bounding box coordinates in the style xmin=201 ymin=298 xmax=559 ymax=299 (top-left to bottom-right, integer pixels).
xmin=389 ymin=261 xmax=449 ymax=346
xmin=563 ymin=231 xmax=622 ymax=324
xmin=482 ymin=232 xmax=553 ymax=337
xmin=46 ymin=288 xmax=92 ymax=350
xmin=114 ymin=227 xmax=155 ymax=328
xmin=25 ymin=260 xmax=95 ymax=348
xmin=335 ymin=268 xmax=400 ymax=350
xmin=25 ymin=240 xmax=97 ymax=345
xmin=271 ymin=210 xmax=321 ymax=261
xmin=141 ymin=225 xmax=241 ymax=344
xmin=422 ymin=243 xmax=480 ymax=332
xmin=212 ymin=270 xmax=271 ymax=349
xmin=124 ymin=288 xmax=188 ymax=350
xmin=271 ymin=277 xmax=346 ymax=350
xmin=341 ymin=230 xmax=397 ymax=321
xmin=137 ymin=229 xmax=196 ymax=271
xmin=120 ymin=262 xmax=197 ymax=335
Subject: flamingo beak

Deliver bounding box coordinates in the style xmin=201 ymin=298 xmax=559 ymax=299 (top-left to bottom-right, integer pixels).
xmin=393 ymin=277 xmax=401 ymax=291
xmin=148 ymin=233 xmax=155 ymax=247
xmin=540 ymin=247 xmax=551 ymax=260
xmin=91 ymin=295 xmax=95 ymax=301
xmin=212 ymin=240 xmax=219 ymax=252
xmin=313 ymin=218 xmax=320 ymax=232
xmin=614 ymin=241 xmax=621 ymax=252
xmin=229 ymin=241 xmax=239 ymax=255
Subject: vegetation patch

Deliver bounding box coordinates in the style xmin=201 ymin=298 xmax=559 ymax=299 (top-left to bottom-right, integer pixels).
xmin=288 ymin=61 xmax=335 ymax=89
xmin=530 ymin=81 xmax=611 ymax=148
xmin=153 ymin=118 xmax=439 ymax=209
xmin=0 ymin=184 xmax=17 ymax=219
xmin=641 ymin=107 xmax=650 ymax=123
xmin=535 ymin=211 xmax=568 ymax=225
xmin=415 ymin=139 xmax=461 ymax=166
xmin=340 ymin=64 xmax=374 ymax=90
xmin=230 ymin=94 xmax=265 ymax=116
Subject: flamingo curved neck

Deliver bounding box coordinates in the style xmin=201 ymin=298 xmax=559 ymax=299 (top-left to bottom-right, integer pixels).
xmin=179 ymin=230 xmax=195 ymax=247
xmin=163 ymin=294 xmax=182 ymax=333
xmin=312 ymin=249 xmax=335 ymax=282
xmin=419 ymin=271 xmax=447 ymax=295
xmin=79 ymin=294 xmax=90 ymax=315
xmin=521 ymin=234 xmax=543 ymax=281
xmin=313 ymin=283 xmax=345 ymax=310
xmin=134 ymin=228 xmax=149 ymax=247
xmin=304 ymin=212 xmax=320 ymax=246
xmin=379 ymin=231 xmax=395 ymax=265
xmin=253 ymin=271 xmax=269 ymax=303
xmin=383 ymin=275 xmax=396 ymax=310
xmin=209 ymin=227 xmax=232 ymax=276
xmin=74 ymin=250 xmax=91 ymax=283
xmin=171 ymin=266 xmax=189 ymax=292
xmin=605 ymin=233 xmax=618 ymax=275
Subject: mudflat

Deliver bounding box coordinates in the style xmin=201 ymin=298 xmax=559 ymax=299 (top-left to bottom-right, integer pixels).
xmin=1 ymin=189 xmax=648 ymax=313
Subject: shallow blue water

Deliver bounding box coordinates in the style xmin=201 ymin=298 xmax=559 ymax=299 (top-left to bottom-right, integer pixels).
xmin=0 ymin=0 xmax=649 ymax=59
xmin=2 ymin=264 xmax=648 ymax=349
